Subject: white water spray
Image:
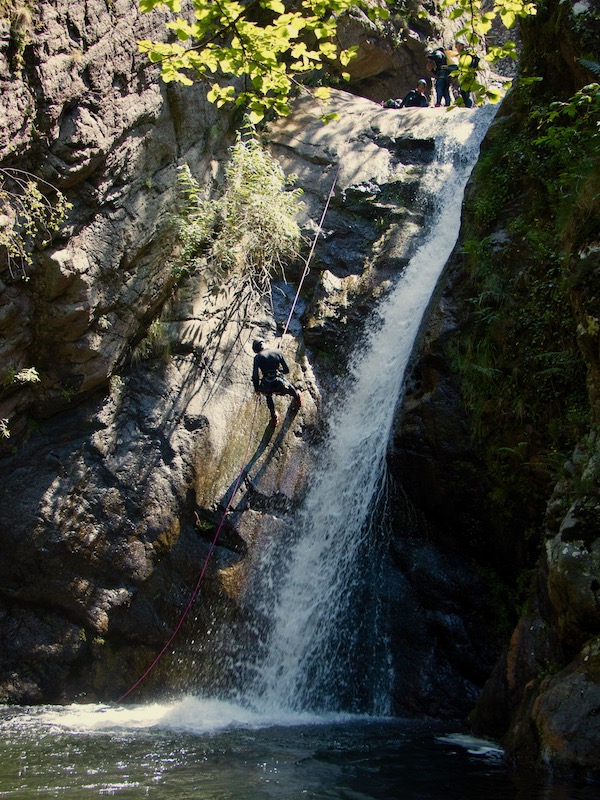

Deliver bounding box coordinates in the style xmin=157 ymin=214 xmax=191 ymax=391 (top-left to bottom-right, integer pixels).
xmin=229 ymin=107 xmax=496 ymax=718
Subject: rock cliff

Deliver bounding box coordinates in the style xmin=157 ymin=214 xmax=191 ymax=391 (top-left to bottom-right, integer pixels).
xmin=396 ymin=0 xmax=600 ymax=779
xmin=0 ymin=0 xmax=238 ymax=433
xmin=0 ymin=0 xmax=241 ymax=701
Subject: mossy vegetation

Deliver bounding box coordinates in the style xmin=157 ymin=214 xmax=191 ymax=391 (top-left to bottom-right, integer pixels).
xmin=451 ymin=78 xmax=599 ymax=547
xmin=0 ymin=0 xmax=33 ymax=74
xmin=0 ymin=365 xmax=40 ymax=440
xmin=0 ymin=168 xmax=72 ymax=280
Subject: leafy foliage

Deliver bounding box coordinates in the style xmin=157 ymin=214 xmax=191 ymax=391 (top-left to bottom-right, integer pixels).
xmin=531 ymin=82 xmax=599 ymax=153
xmin=176 ymin=130 xmax=303 ymax=299
xmin=0 ymin=168 xmax=72 ymax=279
xmin=451 ymin=78 xmax=599 ymax=529
xmin=0 ymin=366 xmax=40 ymax=440
xmin=2 ymin=366 xmax=40 ymax=386
xmin=138 ymin=0 xmax=388 ymax=122
xmin=139 ymin=0 xmax=538 ymax=116
xmin=439 ymin=0 xmax=537 ymax=104
xmin=132 ymin=319 xmax=171 ymax=364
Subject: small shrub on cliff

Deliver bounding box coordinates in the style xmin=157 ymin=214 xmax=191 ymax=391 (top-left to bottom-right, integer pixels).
xmin=0 ymin=1 xmax=32 ymax=74
xmin=0 ymin=419 xmax=10 ymax=440
xmin=0 ymin=366 xmax=40 ymax=439
xmin=132 ymin=319 xmax=171 ymax=365
xmin=176 ymin=132 xmax=303 ymax=300
xmin=1 ymin=366 xmax=40 ymax=387
xmin=0 ymin=168 xmax=72 ymax=279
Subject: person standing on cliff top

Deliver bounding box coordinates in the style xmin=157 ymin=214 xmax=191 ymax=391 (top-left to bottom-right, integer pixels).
xmin=252 ymin=339 xmax=302 ymax=426
xmin=426 ymin=46 xmax=458 ymax=107
xmin=454 ymin=40 xmax=480 ymax=108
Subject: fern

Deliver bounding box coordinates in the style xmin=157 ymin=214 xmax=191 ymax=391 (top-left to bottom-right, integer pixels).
xmin=176 ymin=130 xmax=304 ymax=300
xmin=578 ymin=58 xmax=600 ymax=79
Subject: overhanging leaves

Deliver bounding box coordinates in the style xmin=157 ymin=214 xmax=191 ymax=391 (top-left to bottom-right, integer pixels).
xmin=138 ymin=0 xmax=388 ymax=120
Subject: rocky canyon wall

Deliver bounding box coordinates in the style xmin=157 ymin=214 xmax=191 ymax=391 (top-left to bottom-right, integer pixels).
xmin=5 ymin=0 xmax=596 ymax=782
xmin=394 ymin=0 xmax=600 ymax=779
xmin=0 ymin=0 xmax=237 ymax=433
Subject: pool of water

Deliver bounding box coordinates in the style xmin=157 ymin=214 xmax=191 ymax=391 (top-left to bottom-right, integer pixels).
xmin=0 ymin=697 xmax=596 ymax=799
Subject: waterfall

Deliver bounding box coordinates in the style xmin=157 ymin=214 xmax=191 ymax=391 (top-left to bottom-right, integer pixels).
xmin=221 ymin=107 xmax=496 ymax=718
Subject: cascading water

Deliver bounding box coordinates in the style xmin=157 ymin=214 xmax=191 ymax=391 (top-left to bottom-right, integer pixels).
xmin=223 ymin=106 xmax=498 ymax=718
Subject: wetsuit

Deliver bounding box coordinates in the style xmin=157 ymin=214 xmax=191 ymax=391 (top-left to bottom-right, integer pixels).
xmin=383 ymin=89 xmax=428 ymax=109
xmin=400 ymin=89 xmax=428 ymax=108
xmin=252 ymin=349 xmax=300 ymax=419
xmin=428 ymin=48 xmax=456 ymax=107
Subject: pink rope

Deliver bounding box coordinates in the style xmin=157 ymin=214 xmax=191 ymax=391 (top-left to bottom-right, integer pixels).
xmin=117 ymin=397 xmax=260 ymax=702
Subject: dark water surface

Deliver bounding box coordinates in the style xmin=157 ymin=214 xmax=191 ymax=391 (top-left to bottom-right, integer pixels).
xmin=0 ymin=699 xmax=596 ymax=799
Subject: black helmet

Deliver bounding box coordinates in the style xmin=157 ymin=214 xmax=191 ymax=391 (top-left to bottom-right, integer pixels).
xmin=252 ymin=339 xmax=264 ymax=353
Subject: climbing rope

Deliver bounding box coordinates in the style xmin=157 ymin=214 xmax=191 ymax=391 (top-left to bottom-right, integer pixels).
xmin=279 ymin=160 xmax=342 ymax=342
xmin=117 ymin=396 xmax=260 ymax=703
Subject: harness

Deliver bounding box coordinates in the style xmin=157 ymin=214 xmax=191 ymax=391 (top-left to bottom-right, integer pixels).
xmin=260 ymin=370 xmax=291 ymax=397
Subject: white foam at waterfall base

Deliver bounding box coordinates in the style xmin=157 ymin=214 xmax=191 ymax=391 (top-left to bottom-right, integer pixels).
xmin=10 ymin=697 xmax=360 ymax=736
xmin=228 ymin=106 xmax=498 ymax=718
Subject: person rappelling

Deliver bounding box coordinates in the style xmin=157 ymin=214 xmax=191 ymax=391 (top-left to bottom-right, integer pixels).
xmin=252 ymin=339 xmax=302 ymax=426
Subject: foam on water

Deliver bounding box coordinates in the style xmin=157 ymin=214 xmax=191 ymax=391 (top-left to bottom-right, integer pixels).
xmin=436 ymin=733 xmax=505 ymax=760
xmin=3 ymin=696 xmax=365 ymax=737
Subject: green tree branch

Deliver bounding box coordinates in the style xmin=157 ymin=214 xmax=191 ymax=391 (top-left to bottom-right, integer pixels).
xmin=140 ymin=1 xmax=538 ymax=116
xmin=0 ymin=168 xmax=72 ymax=280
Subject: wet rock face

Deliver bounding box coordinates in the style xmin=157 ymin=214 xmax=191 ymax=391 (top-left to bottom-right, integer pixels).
xmin=547 ymin=511 xmax=600 ymax=654
xmin=532 ymin=644 xmax=600 ymax=774
xmin=0 ymin=65 xmax=491 ymax=705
